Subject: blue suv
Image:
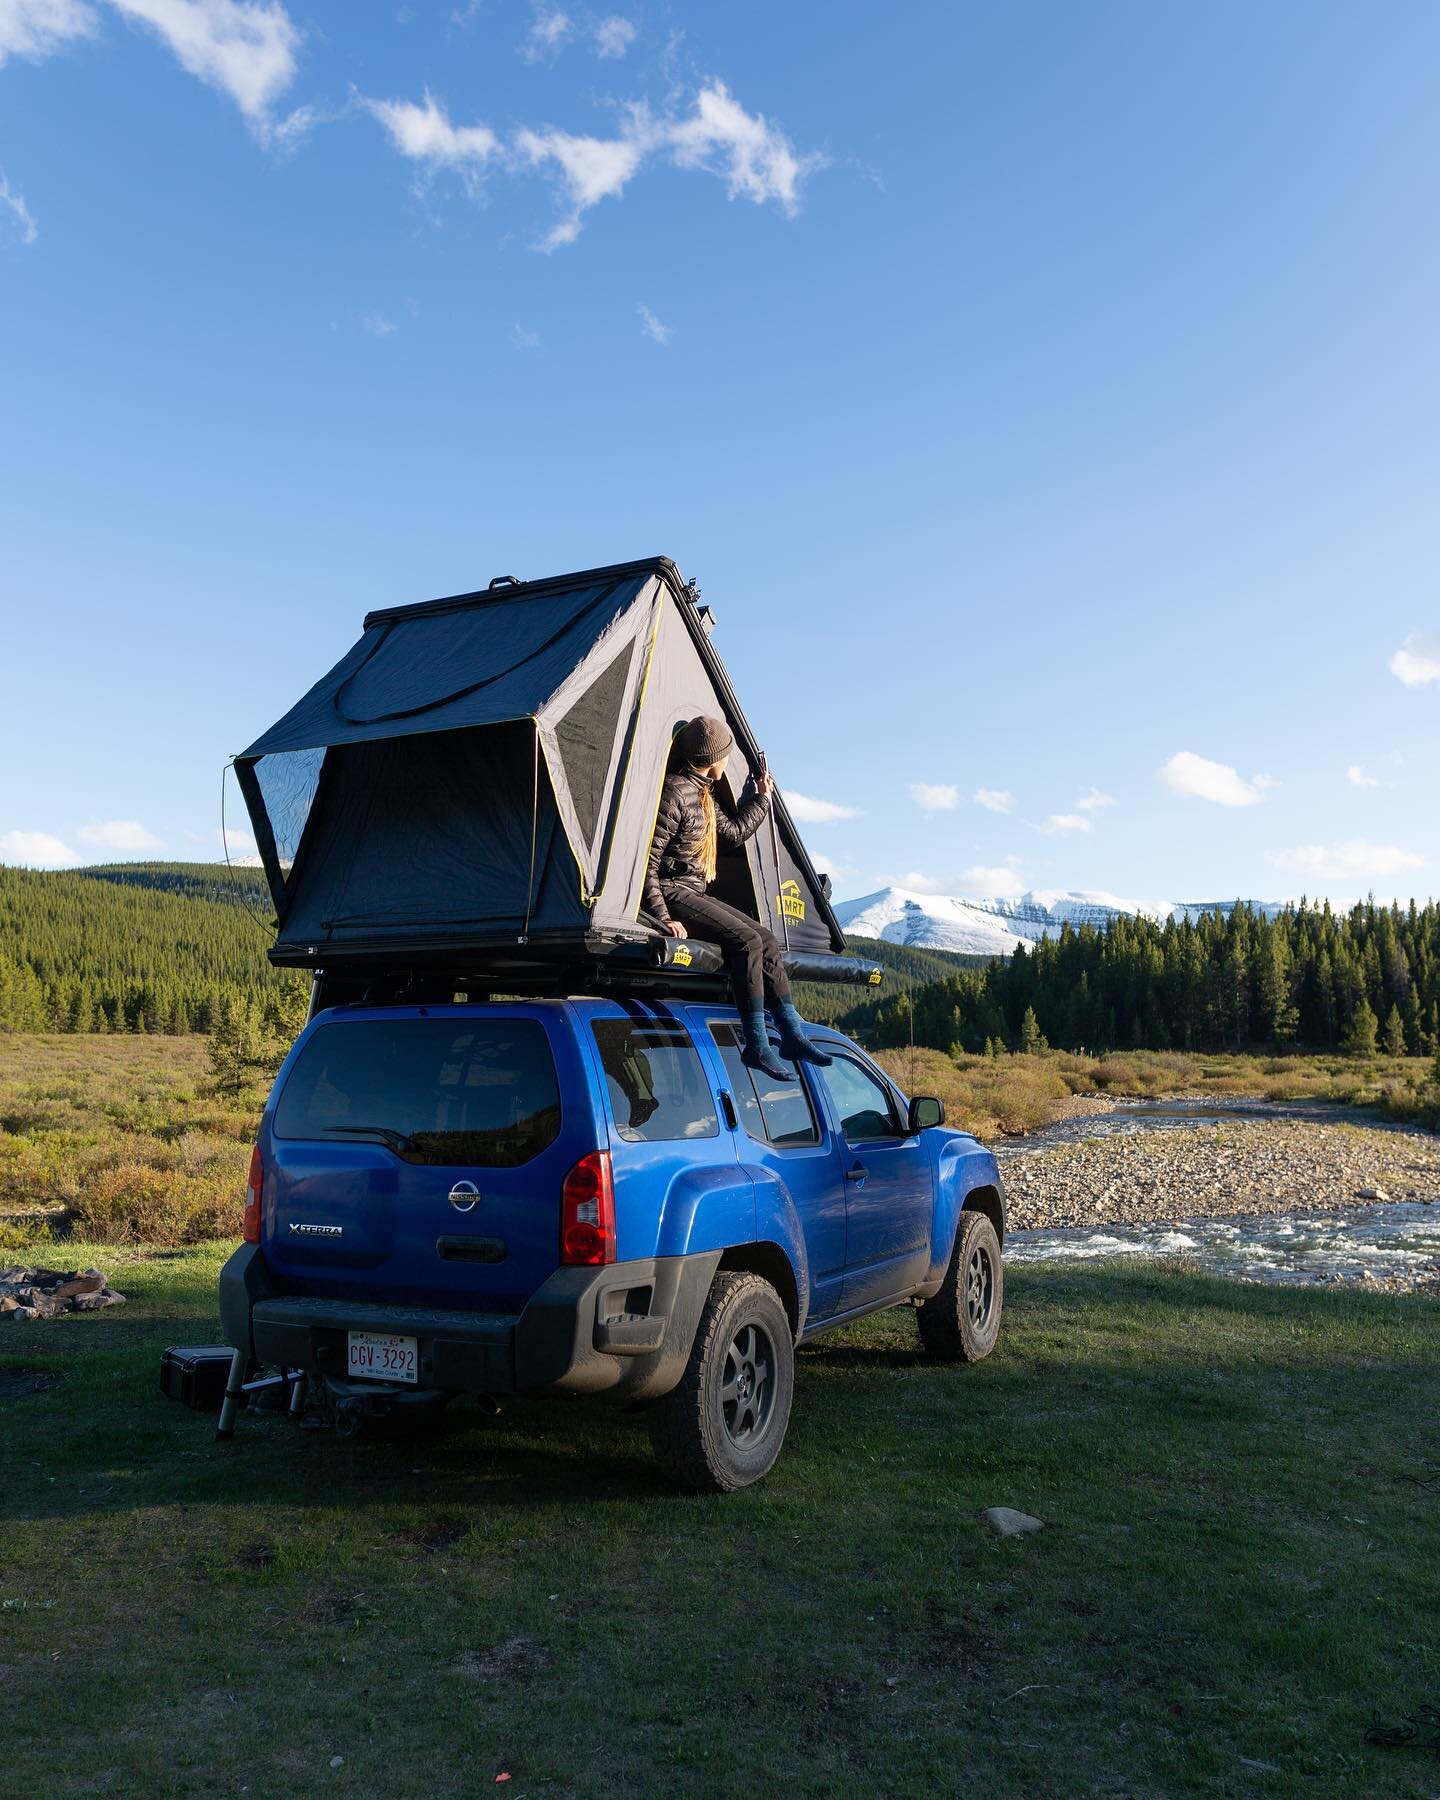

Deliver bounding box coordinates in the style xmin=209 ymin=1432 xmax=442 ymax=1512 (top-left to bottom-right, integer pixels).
xmin=220 ymin=999 xmax=1005 ymax=1490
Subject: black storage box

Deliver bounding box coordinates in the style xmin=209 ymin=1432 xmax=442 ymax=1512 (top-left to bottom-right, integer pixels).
xmin=159 ymin=1346 xmax=235 ymax=1410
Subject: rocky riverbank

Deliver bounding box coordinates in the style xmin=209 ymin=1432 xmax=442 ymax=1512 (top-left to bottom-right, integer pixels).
xmin=997 ymin=1114 xmax=1440 ymax=1232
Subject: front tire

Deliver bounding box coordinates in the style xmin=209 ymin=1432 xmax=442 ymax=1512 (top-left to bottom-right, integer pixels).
xmin=647 ymin=1272 xmax=795 ymax=1492
xmin=917 ymin=1210 xmax=1003 ymax=1362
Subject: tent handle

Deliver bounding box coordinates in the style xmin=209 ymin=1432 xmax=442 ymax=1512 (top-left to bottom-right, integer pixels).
xmin=488 ymin=574 xmax=521 ymax=590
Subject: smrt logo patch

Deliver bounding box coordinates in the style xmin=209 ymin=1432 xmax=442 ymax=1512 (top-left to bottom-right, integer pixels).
xmin=672 ymin=944 xmax=693 ymax=967
xmin=777 ymin=879 xmax=805 ymax=922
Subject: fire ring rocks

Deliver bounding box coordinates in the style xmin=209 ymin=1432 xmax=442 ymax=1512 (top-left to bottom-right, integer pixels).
xmin=0 ymin=1267 xmax=127 ymax=1321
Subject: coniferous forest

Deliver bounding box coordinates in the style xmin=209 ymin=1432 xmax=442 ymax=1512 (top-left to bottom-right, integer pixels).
xmin=0 ymin=863 xmax=280 ymax=1033
xmin=865 ymin=900 xmax=1440 ymax=1058
xmin=1 ymin=864 xmax=1437 ymax=1059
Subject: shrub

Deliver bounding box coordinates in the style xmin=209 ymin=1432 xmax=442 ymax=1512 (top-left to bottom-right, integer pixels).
xmin=65 ymin=1159 xmax=238 ymax=1245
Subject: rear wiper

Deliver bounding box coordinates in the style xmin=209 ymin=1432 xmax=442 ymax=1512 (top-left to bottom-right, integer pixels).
xmin=322 ymin=1124 xmax=420 ymax=1155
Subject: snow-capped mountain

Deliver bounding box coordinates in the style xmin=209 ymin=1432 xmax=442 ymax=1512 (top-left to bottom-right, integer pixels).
xmin=833 ymin=887 xmax=1288 ymax=958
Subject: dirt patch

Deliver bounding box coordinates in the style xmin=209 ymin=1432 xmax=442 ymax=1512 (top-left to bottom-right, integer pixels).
xmin=234 ymin=1541 xmax=277 ymax=1572
xmin=398 ymin=1516 xmax=469 ymax=1556
xmin=0 ymin=1367 xmax=64 ymax=1401
xmin=454 ymin=1636 xmax=551 ymax=1681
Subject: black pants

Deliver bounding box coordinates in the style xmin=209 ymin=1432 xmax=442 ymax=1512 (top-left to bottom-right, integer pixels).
xmin=662 ymin=889 xmax=791 ymax=1007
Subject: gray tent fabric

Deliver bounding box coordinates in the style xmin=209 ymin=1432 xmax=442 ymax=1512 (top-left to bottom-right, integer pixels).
xmin=235 ymin=557 xmax=846 ymax=970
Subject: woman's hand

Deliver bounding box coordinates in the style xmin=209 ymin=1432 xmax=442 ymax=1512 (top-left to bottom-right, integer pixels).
xmin=664 ymin=920 xmax=688 ymax=938
xmin=755 ymin=770 xmax=775 ymax=799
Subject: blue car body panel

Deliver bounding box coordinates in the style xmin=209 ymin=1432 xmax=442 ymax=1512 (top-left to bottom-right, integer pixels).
xmin=250 ymin=997 xmax=1004 ymax=1341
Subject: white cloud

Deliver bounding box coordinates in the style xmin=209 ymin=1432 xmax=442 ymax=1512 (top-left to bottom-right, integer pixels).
xmin=1388 ymin=632 xmax=1440 ymax=688
xmin=806 ymin=847 xmax=855 ymax=886
xmin=514 ymin=122 xmax=646 ymax=248
xmin=364 ymin=80 xmax=822 ymax=250
xmin=1076 ymin=787 xmax=1116 ymax=814
xmin=784 ymin=791 xmax=860 ymax=824
xmin=1346 ymin=764 xmax=1381 ymax=790
xmin=910 ymin=781 xmax=959 ymax=812
xmin=636 ymin=300 xmax=671 ymax=344
xmin=214 ymin=825 xmax=257 ymax=857
xmin=973 ymin=788 xmax=1014 ymax=814
xmin=511 ymin=323 xmax=541 ymax=349
xmin=1157 ymin=750 xmax=1274 ymax=807
xmin=106 ymin=0 xmax=301 ymax=131
xmin=76 ymin=817 xmax=164 ymax=851
xmin=363 ymin=90 xmax=500 ymax=192
xmin=1271 ymin=840 xmax=1425 ymax=882
xmin=517 ymin=4 xmax=570 ymax=62
xmin=0 ymin=172 xmax=38 ymax=244
xmin=665 ymin=79 xmax=824 ymax=213
xmin=0 ymin=0 xmax=96 ymax=66
xmin=1041 ymin=812 xmax=1092 ymax=835
xmin=0 ymin=829 xmax=81 ymax=867
xmin=362 ymin=313 xmax=397 ymax=337
xmin=956 ymin=862 xmax=1026 ymax=899
xmin=591 ymin=13 xmax=634 ymax=57
xmin=879 ymin=869 xmax=948 ymax=894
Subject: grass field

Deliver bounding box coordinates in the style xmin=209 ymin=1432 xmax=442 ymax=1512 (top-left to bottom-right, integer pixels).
xmin=873 ymin=1045 xmax=1440 ymax=1139
xmin=2 ymin=1247 xmax=1437 ymax=1795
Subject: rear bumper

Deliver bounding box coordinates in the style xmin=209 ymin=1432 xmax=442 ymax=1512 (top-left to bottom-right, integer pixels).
xmin=218 ymin=1243 xmax=721 ymax=1405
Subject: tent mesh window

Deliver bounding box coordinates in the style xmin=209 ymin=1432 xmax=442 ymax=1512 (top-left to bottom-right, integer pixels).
xmin=253 ymin=746 xmax=325 ymax=880
xmin=553 ymin=642 xmax=635 ymax=852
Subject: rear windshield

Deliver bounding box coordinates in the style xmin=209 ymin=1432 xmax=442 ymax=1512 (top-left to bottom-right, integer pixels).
xmin=591 ymin=1017 xmax=719 ymax=1143
xmin=274 ymin=1017 xmax=561 ymax=1167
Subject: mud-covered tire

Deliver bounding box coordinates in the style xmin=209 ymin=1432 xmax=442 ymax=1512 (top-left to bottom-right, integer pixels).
xmin=647 ymin=1271 xmax=794 ymax=1492
xmin=917 ymin=1210 xmax=1003 ymax=1362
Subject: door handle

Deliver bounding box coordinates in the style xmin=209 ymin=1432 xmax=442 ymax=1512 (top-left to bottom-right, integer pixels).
xmin=718 ymin=1090 xmax=739 ymax=1130
xmin=846 ymin=1162 xmax=868 ymax=1186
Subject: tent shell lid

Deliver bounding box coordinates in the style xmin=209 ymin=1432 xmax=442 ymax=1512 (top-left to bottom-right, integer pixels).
xmin=359 ymin=555 xmax=685 ymax=631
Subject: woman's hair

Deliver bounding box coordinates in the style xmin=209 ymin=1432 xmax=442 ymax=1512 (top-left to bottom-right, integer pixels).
xmin=696 ymin=784 xmax=718 ymax=884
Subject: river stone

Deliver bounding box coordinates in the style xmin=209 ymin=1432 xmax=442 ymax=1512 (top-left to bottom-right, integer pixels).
xmin=983 ymin=1507 xmax=1045 ymax=1537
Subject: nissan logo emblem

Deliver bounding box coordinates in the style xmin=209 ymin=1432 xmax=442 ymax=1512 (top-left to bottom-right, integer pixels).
xmin=448 ymin=1180 xmax=479 ymax=1213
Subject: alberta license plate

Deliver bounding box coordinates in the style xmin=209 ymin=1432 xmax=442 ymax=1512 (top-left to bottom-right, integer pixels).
xmin=347 ymin=1331 xmax=418 ymax=1384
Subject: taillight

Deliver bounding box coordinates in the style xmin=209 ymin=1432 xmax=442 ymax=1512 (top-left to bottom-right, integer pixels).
xmin=243 ymin=1145 xmax=263 ymax=1245
xmin=560 ymin=1151 xmax=615 ymax=1265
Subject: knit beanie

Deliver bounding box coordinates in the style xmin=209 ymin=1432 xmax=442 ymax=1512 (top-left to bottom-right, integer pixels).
xmin=677 ymin=715 xmax=734 ymax=765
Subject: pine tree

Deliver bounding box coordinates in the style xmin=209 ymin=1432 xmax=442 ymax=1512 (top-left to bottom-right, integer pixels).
xmin=208 ymin=994 xmax=266 ymax=1097
xmin=1382 ymin=1004 xmax=1406 ymax=1057
xmin=1020 ymin=1006 xmax=1044 ymax=1055
xmin=1342 ymin=996 xmax=1379 ymax=1059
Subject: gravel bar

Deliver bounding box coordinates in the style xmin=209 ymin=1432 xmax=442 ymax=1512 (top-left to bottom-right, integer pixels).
xmin=996 ymin=1116 xmax=1440 ymax=1233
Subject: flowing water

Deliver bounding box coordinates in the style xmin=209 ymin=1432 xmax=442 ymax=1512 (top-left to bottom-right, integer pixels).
xmin=995 ymin=1101 xmax=1440 ymax=1288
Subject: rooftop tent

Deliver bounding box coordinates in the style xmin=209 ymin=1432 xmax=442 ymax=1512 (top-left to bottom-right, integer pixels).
xmin=235 ymin=558 xmax=865 ymax=985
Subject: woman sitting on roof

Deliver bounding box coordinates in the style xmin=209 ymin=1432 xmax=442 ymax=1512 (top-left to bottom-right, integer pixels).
xmin=644 ymin=716 xmax=831 ymax=1081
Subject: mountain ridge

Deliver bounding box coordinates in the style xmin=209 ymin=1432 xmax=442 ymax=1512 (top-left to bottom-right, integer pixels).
xmin=833 ymin=886 xmax=1290 ymax=958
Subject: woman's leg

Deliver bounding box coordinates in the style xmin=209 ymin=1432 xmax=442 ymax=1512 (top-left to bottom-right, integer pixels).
xmin=757 ymin=932 xmax=833 ymax=1066
xmin=664 ymin=892 xmax=793 ymax=1080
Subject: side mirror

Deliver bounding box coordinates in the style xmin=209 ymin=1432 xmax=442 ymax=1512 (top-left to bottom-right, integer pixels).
xmin=908 ymin=1095 xmax=945 ymax=1133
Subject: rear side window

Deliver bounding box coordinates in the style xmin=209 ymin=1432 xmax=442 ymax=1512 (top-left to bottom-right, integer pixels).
xmin=274 ymin=1017 xmax=561 ymax=1167
xmin=591 ymin=1017 xmax=718 ymax=1143
xmin=708 ymin=1022 xmax=819 ymax=1147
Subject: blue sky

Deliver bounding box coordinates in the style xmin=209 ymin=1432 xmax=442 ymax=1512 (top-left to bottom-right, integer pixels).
xmin=1 ymin=0 xmax=1436 ymax=907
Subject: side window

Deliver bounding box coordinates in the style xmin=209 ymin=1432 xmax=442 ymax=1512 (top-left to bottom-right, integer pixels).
xmin=818 ymin=1056 xmax=899 ymax=1144
xmin=708 ymin=1022 xmax=820 ymax=1148
xmin=591 ymin=1017 xmax=719 ymax=1143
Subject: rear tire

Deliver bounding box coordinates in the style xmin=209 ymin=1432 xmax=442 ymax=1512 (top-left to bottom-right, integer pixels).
xmin=647 ymin=1271 xmax=794 ymax=1492
xmin=917 ymin=1210 xmax=1003 ymax=1362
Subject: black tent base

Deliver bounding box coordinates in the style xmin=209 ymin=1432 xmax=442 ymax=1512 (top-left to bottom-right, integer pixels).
xmin=278 ymin=929 xmax=883 ymax=1010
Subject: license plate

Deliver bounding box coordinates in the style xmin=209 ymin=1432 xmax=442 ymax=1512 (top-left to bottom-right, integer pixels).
xmin=347 ymin=1331 xmax=418 ymax=1384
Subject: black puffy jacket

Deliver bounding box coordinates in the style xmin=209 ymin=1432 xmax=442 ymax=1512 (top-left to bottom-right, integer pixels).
xmin=643 ymin=770 xmax=769 ymax=922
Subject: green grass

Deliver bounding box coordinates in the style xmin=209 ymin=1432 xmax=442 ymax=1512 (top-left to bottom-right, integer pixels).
xmin=2 ymin=1247 xmax=1437 ymax=1794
